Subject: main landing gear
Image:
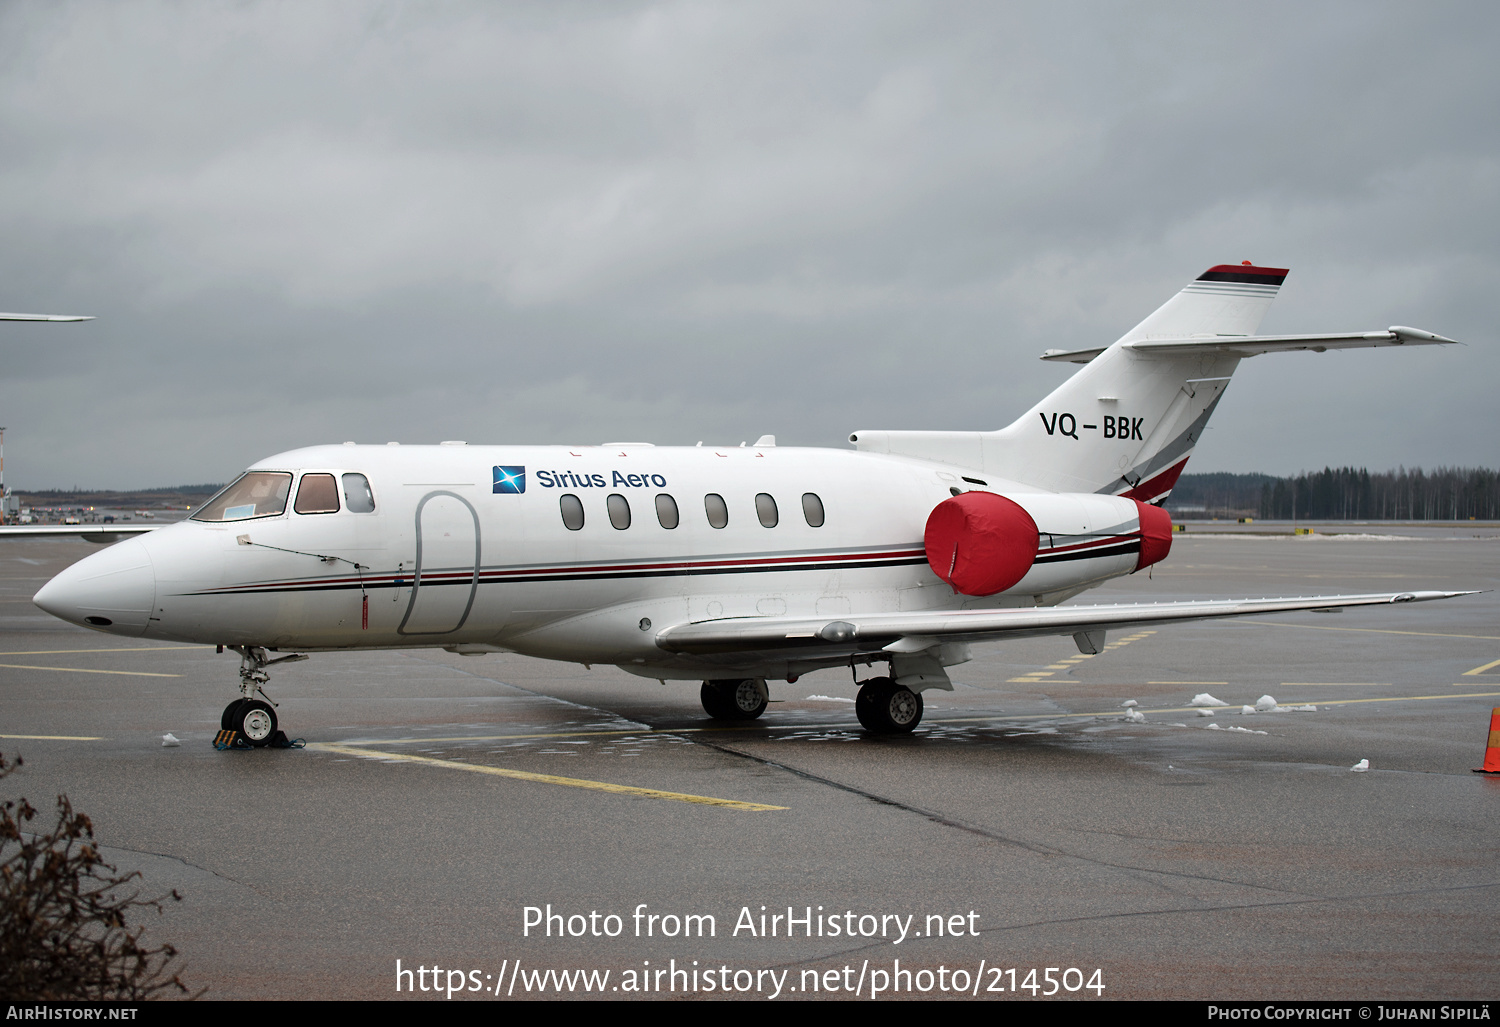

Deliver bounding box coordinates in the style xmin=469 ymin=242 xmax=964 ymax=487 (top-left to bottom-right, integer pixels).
xmin=698 ymin=674 xmax=924 ymax=735
xmin=855 ymin=676 xmax=924 ymax=734
xmin=220 ymin=646 xmax=307 ymax=747
xmin=700 ymin=678 xmax=769 ymax=721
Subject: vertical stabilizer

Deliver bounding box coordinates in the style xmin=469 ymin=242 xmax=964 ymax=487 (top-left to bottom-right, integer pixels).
xmin=851 ymin=264 xmax=1289 ymax=501
xmin=982 ymin=265 xmax=1289 ymax=497
xmin=1116 ymin=264 xmax=1286 ymax=342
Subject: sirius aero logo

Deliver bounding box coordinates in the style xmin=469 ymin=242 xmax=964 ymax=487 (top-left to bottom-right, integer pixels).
xmin=492 ymin=466 xmax=526 ymax=494
xmin=493 ymin=465 xmax=669 ymax=493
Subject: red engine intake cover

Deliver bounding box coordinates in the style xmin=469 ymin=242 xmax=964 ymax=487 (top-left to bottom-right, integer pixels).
xmin=1134 ymin=500 xmax=1173 ymax=571
xmin=924 ymin=492 xmax=1040 ymax=596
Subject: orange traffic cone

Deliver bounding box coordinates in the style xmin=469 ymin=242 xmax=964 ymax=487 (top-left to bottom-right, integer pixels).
xmin=1473 ymin=708 xmax=1500 ymax=774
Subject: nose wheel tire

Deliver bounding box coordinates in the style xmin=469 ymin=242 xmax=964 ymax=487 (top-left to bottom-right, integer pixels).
xmin=856 ymin=677 xmax=923 ymax=734
xmin=220 ymin=699 xmax=246 ymax=730
xmin=232 ymin=700 xmax=278 ymax=747
xmin=700 ymin=678 xmax=768 ymax=720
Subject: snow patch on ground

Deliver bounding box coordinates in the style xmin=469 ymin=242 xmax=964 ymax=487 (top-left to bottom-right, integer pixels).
xmin=1189 ymin=693 xmax=1227 ymax=707
xmin=1196 ymin=709 xmax=1216 ymax=718
xmin=1245 ymin=694 xmax=1318 ymax=713
xmin=805 ymin=695 xmax=855 ymax=703
xmin=1206 ymin=723 xmax=1268 ymax=735
xmin=1351 ymin=758 xmax=1370 ymax=772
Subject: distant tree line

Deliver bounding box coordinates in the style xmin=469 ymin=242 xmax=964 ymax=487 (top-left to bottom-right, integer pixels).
xmin=1170 ymin=468 xmax=1500 ymax=520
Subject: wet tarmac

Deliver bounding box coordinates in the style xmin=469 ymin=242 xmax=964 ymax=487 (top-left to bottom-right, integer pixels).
xmin=1 ymin=524 xmax=1497 ymax=1000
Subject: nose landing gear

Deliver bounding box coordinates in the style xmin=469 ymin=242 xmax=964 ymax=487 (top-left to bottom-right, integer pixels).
xmin=220 ymin=646 xmax=308 ymax=747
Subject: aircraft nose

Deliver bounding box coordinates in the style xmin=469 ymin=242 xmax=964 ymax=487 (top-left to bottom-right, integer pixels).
xmin=33 ymin=538 xmax=157 ymax=637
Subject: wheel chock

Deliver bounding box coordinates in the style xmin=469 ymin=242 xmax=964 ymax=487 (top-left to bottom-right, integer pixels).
xmin=213 ymin=728 xmax=303 ymax=750
xmin=213 ymin=729 xmax=252 ymax=750
xmin=1472 ymin=708 xmax=1500 ymax=774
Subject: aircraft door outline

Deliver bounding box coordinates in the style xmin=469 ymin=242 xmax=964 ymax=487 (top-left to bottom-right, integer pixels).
xmin=398 ymin=490 xmax=481 ymax=635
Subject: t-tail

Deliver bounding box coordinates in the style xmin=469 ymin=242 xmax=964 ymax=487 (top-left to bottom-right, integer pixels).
xmin=851 ymin=263 xmax=1455 ymax=501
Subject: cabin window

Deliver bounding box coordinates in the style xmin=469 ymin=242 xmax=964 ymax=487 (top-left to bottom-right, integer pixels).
xmin=755 ymin=493 xmax=778 ymax=528
xmin=560 ymin=494 xmax=584 ymax=530
xmin=294 ymin=473 xmax=340 ymax=515
xmin=802 ymin=492 xmax=825 ymax=527
xmin=192 ymin=471 xmax=293 ymax=522
xmin=704 ymin=493 xmax=728 ymax=529
xmin=607 ymin=493 xmax=631 ymax=530
xmin=655 ymin=493 xmax=679 ymax=529
xmin=342 ymin=473 xmax=376 ymax=513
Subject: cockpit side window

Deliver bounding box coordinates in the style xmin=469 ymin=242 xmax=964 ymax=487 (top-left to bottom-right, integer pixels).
xmin=341 ymin=473 xmax=376 ymax=513
xmin=294 ymin=473 xmax=340 ymax=515
xmin=192 ymin=472 xmax=293 ymax=522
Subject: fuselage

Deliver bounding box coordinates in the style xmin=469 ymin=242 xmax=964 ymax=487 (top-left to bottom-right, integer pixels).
xmin=33 ymin=442 xmax=1155 ymax=680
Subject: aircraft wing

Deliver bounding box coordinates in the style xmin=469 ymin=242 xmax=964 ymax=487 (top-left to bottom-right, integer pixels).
xmin=0 ymin=312 xmax=94 ymax=322
xmin=0 ymin=524 xmax=159 ymax=543
xmin=1040 ymin=326 xmax=1456 ymax=364
xmin=654 ymin=590 xmax=1476 ymax=656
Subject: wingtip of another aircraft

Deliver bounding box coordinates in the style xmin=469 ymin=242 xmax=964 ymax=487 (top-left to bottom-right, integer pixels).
xmin=0 ymin=312 xmax=95 ymax=322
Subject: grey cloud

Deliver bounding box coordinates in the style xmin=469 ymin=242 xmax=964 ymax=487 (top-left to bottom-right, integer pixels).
xmin=0 ymin=1 xmax=1495 ymax=487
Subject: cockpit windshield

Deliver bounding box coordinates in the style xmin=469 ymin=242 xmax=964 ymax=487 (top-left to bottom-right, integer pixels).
xmin=192 ymin=472 xmax=293 ymax=522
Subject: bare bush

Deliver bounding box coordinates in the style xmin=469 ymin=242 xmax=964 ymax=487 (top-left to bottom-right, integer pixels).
xmin=0 ymin=752 xmax=197 ymax=999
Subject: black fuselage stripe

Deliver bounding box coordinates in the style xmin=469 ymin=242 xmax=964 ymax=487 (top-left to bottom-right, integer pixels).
xmin=182 ymin=541 xmax=1143 ymax=597
xmin=187 ymin=556 xmax=931 ymax=595
xmin=1034 ymin=541 xmax=1140 ymax=564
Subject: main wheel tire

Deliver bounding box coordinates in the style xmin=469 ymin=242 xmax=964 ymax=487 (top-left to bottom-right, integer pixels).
xmin=701 ymin=679 xmax=768 ymax=720
xmin=855 ymin=677 xmax=889 ymax=732
xmin=856 ymin=677 xmax=924 ymax=734
xmin=700 ymin=681 xmax=731 ymax=719
xmin=727 ymin=678 xmax=768 ymax=720
xmin=233 ymin=700 xmax=278 ymax=747
xmin=882 ymin=683 xmax=923 ymax=733
xmin=220 ymin=699 xmax=246 ymax=730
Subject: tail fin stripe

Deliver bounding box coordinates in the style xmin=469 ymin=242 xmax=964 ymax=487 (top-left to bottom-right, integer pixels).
xmin=1182 ymin=283 xmax=1281 ymax=297
xmin=1118 ymin=459 xmax=1189 ymax=504
xmin=1096 ymin=392 xmax=1225 ymax=497
xmin=1198 ymin=266 xmax=1288 ymax=284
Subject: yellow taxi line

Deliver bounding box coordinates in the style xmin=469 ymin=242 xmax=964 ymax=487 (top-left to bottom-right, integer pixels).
xmin=310 ymin=742 xmax=785 ymax=811
xmin=0 ymin=734 xmax=105 ymax=741
xmin=0 ymin=663 xmax=180 ymax=677
xmin=0 ymin=646 xmax=206 ymax=656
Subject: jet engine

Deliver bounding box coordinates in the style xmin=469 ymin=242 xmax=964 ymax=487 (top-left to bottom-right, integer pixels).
xmin=924 ymin=491 xmax=1172 ymax=597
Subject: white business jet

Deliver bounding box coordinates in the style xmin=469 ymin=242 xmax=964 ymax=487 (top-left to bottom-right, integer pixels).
xmin=30 ymin=264 xmax=1472 ymax=744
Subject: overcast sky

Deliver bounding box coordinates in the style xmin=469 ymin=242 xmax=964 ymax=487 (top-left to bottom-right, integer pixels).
xmin=1 ymin=2 xmax=1495 ymax=489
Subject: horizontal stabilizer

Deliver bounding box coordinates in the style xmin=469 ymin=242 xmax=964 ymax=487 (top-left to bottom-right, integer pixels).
xmin=1041 ymin=326 xmax=1457 ymax=364
xmin=656 ymin=590 xmax=1476 ymax=656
